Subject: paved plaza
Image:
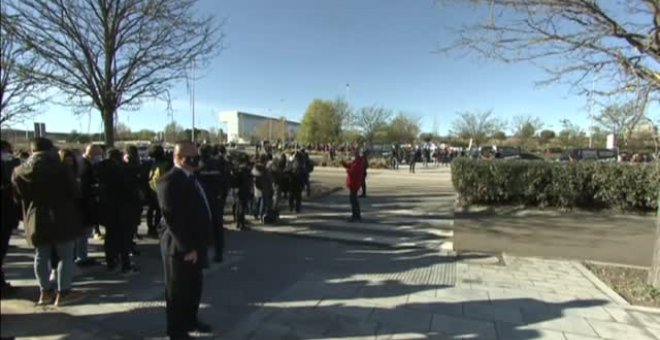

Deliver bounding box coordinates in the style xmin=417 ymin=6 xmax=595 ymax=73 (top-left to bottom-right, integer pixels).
xmin=1 ymin=166 xmax=659 ymax=339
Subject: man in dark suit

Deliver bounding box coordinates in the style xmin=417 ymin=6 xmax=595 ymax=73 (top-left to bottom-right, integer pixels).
xmin=157 ymin=141 xmax=212 ymax=339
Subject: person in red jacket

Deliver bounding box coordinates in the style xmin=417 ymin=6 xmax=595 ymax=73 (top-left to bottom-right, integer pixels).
xmin=342 ymin=150 xmax=366 ymax=222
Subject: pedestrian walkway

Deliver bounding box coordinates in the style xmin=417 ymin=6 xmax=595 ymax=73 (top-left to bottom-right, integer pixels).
xmin=253 ymin=167 xmax=456 ymax=252
xmin=228 ymin=253 xmax=660 ymax=340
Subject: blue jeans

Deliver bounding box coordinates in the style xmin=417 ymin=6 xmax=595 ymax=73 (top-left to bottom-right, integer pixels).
xmin=35 ymin=241 xmax=75 ymax=292
xmin=74 ymin=227 xmax=93 ymax=262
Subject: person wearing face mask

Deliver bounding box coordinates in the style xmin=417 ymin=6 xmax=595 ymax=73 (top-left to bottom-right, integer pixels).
xmin=156 ymin=141 xmax=212 ymax=339
xmin=1 ymin=140 xmax=21 ymax=297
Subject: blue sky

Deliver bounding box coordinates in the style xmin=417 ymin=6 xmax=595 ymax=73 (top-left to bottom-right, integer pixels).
xmin=15 ymin=0 xmax=615 ymax=135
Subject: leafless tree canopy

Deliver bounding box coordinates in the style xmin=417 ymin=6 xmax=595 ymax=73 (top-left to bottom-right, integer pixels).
xmin=451 ymin=110 xmax=504 ymax=146
xmin=440 ymin=0 xmax=659 ymax=99
xmin=354 ymin=105 xmax=392 ymax=144
xmin=0 ymin=6 xmax=45 ymax=125
xmin=9 ymin=0 xmax=224 ymax=145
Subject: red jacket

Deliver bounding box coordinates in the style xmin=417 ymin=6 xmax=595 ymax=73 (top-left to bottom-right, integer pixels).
xmin=345 ymin=157 xmax=366 ymax=192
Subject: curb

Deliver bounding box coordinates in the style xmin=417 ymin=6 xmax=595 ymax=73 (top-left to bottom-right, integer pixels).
xmin=571 ymin=261 xmax=631 ymax=306
xmin=249 ymin=227 xmax=453 ymax=255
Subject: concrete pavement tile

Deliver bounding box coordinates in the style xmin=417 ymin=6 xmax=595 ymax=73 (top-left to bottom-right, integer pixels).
xmin=563 ymin=334 xmax=602 ymax=340
xmin=495 ymin=322 xmax=567 ymax=340
xmin=247 ymin=321 xmax=325 ymax=340
xmin=434 ymin=287 xmax=490 ymax=302
xmin=370 ymin=308 xmax=433 ymax=333
xmin=317 ymin=299 xmax=376 ymax=320
xmin=430 ymin=314 xmax=497 ymax=339
xmin=587 ymin=319 xmax=658 ymax=340
xmin=387 ymin=333 xmax=428 ymax=339
xmin=463 ymin=302 xmax=524 ymax=324
xmin=603 ymin=307 xmax=636 ymax=324
xmin=265 ymin=308 xmax=335 ymax=336
xmin=523 ymin=315 xmax=598 ymax=337
xmin=551 ymin=306 xmax=614 ymax=322
xmin=402 ymin=297 xmax=464 ymax=317
xmin=321 ymin=315 xmax=380 ymax=339
xmin=629 ymin=311 xmax=660 ymax=329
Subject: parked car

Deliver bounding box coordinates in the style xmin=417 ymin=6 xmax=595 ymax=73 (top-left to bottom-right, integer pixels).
xmin=559 ymin=148 xmax=618 ymax=162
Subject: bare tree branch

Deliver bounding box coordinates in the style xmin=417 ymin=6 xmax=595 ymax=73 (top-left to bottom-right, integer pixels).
xmin=439 ymin=0 xmax=660 ymax=98
xmin=0 ymin=5 xmax=47 ymax=125
xmin=9 ymin=0 xmax=225 ymax=145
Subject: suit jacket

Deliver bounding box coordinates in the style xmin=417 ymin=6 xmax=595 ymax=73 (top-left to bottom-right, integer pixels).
xmin=157 ymin=167 xmax=211 ymax=258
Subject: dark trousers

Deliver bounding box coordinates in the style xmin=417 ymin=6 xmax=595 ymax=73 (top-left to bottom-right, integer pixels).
xmin=211 ymin=197 xmax=224 ymax=261
xmin=104 ymin=223 xmax=131 ymax=269
xmin=350 ymin=190 xmax=361 ymax=219
xmin=235 ymin=197 xmax=248 ymax=229
xmin=0 ymin=221 xmax=16 ymax=285
xmin=409 ymin=161 xmax=416 ymax=173
xmin=160 ymin=240 xmax=202 ymax=337
xmin=288 ymin=186 xmax=302 ymax=213
xmin=146 ymin=201 xmax=161 ymax=235
xmin=360 ymin=172 xmax=367 ymax=197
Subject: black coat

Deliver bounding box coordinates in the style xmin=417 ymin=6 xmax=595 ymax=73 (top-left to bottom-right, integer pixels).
xmin=96 ymin=159 xmax=139 ymax=227
xmin=157 ymin=167 xmax=211 ymax=258
xmin=80 ymin=158 xmax=101 ymax=226
xmin=196 ymin=157 xmax=222 ymax=204
xmin=1 ymin=157 xmax=21 ymax=229
xmin=12 ymin=152 xmax=83 ymax=247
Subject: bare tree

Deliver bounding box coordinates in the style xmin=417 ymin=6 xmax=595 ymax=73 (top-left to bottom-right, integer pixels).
xmin=440 ymin=1 xmax=659 ymax=96
xmin=354 ymin=105 xmax=392 ymax=144
xmin=441 ymin=0 xmax=660 ymax=287
xmin=0 ymin=6 xmax=45 ymax=125
xmin=450 ymin=110 xmax=504 ymax=146
xmin=10 ymin=0 xmax=224 ymax=146
xmin=512 ymin=115 xmax=543 ymax=150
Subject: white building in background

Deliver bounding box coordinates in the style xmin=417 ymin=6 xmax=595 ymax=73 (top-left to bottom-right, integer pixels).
xmin=219 ymin=111 xmax=300 ymax=144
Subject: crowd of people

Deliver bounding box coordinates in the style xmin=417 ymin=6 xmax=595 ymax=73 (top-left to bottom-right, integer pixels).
xmin=0 ymin=138 xmax=316 ymax=310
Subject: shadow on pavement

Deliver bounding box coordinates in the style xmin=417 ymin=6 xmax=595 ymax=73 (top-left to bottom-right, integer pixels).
xmin=2 ymin=223 xmax=610 ymax=340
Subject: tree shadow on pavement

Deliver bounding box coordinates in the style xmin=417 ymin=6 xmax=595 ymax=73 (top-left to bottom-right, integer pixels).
xmin=1 ymin=228 xmax=610 ymax=339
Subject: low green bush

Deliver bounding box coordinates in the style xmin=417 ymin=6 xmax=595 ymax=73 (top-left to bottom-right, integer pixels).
xmin=451 ymin=158 xmax=660 ymax=211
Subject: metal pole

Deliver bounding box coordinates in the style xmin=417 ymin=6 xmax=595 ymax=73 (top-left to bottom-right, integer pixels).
xmin=191 ymin=59 xmax=196 ymax=143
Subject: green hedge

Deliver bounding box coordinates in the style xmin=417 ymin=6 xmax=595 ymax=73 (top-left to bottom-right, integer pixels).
xmin=451 ymin=158 xmax=660 ymax=211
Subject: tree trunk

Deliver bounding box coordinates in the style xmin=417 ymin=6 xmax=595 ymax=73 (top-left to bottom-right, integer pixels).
xmin=650 ymin=192 xmax=660 ymax=288
xmin=103 ymin=107 xmax=115 ymax=147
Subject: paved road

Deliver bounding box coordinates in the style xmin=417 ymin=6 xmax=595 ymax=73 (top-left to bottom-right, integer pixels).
xmin=260 ymin=166 xmax=456 ymax=251
xmin=310 ymin=166 xmax=657 ymax=267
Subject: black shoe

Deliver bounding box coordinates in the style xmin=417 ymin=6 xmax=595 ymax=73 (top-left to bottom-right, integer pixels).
xmin=75 ymin=258 xmax=99 ymax=267
xmin=168 ymin=332 xmax=193 ymax=340
xmin=190 ymin=321 xmax=212 ymax=333
xmin=121 ymin=265 xmax=139 ymax=276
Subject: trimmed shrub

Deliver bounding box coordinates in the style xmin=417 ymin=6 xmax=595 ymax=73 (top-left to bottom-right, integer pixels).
xmin=451 ymin=158 xmax=660 ymax=212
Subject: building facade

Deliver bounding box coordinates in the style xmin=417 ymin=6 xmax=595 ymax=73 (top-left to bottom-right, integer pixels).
xmin=219 ymin=111 xmax=300 ymax=144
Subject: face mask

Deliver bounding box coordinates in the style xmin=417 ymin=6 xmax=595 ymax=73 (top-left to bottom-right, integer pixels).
xmin=1 ymin=152 xmax=13 ymax=162
xmin=92 ymin=156 xmax=103 ymax=164
xmin=183 ymin=156 xmax=200 ymax=168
